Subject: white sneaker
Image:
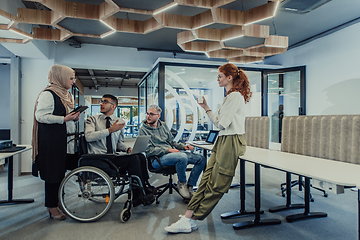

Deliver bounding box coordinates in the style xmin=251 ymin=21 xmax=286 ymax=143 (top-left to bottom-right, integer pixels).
xmin=177 ymin=181 xmax=190 ymax=199
xmin=190 ymin=218 xmax=198 ymax=231
xmin=165 ymin=215 xmax=192 ymax=233
xmin=188 ymin=185 xmax=194 ymax=198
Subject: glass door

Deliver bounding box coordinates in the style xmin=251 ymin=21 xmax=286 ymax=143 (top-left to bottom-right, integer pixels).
xmin=263 ymin=67 xmax=306 ymax=150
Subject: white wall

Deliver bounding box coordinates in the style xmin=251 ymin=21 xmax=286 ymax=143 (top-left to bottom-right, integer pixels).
xmin=0 ymin=64 xmax=10 ymax=129
xmin=0 ymin=45 xmax=11 ymax=58
xmin=265 ymin=22 xmax=360 ymax=115
xmin=20 ymin=58 xmax=55 ymax=172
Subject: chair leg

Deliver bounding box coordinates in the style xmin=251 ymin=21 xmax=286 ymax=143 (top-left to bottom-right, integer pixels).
xmin=281 ymin=178 xmax=328 ymax=201
xmin=153 ymin=174 xmax=185 ymax=204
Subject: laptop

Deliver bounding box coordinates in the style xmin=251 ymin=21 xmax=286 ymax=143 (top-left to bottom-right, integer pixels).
xmin=191 ymin=130 xmax=219 ymax=145
xmin=116 ymin=135 xmax=151 ymax=156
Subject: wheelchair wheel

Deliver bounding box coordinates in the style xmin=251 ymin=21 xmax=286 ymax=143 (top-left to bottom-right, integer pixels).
xmin=120 ymin=208 xmax=131 ymax=222
xmin=59 ymin=166 xmax=115 ymax=222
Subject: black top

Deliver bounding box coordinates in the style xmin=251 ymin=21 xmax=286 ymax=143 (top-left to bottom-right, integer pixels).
xmin=36 ymin=90 xmax=67 ymax=183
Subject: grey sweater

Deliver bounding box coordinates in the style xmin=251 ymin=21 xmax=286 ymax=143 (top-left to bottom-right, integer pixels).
xmin=139 ymin=119 xmax=185 ymax=158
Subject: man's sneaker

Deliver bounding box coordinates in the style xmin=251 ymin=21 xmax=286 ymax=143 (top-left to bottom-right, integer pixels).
xmin=188 ymin=185 xmax=194 ymax=198
xmin=190 ymin=218 xmax=198 ymax=231
xmin=165 ymin=215 xmax=192 ymax=233
xmin=177 ymin=181 xmax=190 ymax=199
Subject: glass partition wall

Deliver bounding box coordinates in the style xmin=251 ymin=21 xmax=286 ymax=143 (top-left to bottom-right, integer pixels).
xmin=139 ymin=61 xmax=305 ymax=147
xmin=139 ymin=61 xmax=266 ymax=143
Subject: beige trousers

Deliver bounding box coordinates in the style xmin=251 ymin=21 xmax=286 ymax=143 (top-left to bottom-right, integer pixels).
xmin=187 ymin=134 xmax=246 ymax=220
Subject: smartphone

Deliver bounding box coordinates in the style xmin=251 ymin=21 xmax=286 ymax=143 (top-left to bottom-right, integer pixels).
xmin=70 ymin=105 xmax=88 ymax=114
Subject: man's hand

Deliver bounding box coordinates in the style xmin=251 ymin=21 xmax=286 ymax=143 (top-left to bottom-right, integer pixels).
xmin=168 ymin=148 xmax=180 ymax=153
xmin=127 ymin=147 xmax=132 ymax=153
xmin=108 ymin=120 xmax=125 ymax=133
xmin=184 ymin=145 xmax=194 ymax=151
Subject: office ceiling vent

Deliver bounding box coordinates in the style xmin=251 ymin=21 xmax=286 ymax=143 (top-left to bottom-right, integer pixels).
xmin=281 ymin=0 xmax=332 ymax=14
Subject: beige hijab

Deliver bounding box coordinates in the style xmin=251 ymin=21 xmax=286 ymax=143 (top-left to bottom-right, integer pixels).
xmin=31 ymin=65 xmax=75 ymax=162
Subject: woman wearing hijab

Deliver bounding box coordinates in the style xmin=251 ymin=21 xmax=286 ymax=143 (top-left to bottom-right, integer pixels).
xmin=32 ymin=65 xmax=81 ymax=220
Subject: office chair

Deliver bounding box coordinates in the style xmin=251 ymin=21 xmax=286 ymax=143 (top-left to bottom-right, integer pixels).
xmin=280 ymin=176 xmax=328 ymax=202
xmin=147 ymin=156 xmax=192 ymax=204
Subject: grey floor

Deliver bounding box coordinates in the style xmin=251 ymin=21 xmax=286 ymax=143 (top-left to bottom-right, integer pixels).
xmin=0 ymin=145 xmax=358 ymax=240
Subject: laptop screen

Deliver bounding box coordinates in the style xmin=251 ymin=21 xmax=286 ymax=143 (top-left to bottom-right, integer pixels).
xmin=206 ymin=130 xmax=219 ymax=143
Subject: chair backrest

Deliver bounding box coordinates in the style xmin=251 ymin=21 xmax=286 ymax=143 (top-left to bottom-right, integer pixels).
xmin=78 ymin=133 xmax=88 ymax=155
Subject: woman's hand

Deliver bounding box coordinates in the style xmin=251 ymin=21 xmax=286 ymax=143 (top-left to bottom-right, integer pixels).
xmin=64 ymin=112 xmax=81 ymax=122
xmin=197 ymin=96 xmax=210 ymax=111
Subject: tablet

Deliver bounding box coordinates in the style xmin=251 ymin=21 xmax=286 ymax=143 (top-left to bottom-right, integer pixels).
xmin=70 ymin=105 xmax=88 ymax=113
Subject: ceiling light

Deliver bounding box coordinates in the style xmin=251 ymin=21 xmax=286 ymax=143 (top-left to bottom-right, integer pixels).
xmin=9 ymin=28 xmax=33 ymax=39
xmin=264 ymin=45 xmax=287 ymax=48
xmin=244 ymin=16 xmax=273 ymax=26
xmin=273 ymin=1 xmax=280 ymax=16
xmin=153 ymin=3 xmax=178 ymax=15
xmin=100 ymin=19 xmax=116 ymax=31
xmin=222 ymin=35 xmax=244 ymax=42
xmin=101 ymin=30 xmax=116 ymax=38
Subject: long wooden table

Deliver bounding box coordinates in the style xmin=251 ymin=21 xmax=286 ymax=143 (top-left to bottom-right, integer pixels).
xmin=233 ymin=147 xmax=360 ymax=239
xmin=0 ymin=145 xmax=34 ymax=205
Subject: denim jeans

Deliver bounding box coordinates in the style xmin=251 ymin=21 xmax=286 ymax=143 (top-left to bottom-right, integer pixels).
xmin=152 ymin=151 xmax=206 ymax=186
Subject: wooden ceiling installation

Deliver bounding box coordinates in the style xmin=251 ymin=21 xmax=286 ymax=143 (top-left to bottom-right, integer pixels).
xmin=0 ymin=0 xmax=288 ymax=63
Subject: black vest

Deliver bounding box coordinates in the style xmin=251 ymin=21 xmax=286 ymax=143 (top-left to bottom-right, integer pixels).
xmin=36 ymin=90 xmax=67 ymax=183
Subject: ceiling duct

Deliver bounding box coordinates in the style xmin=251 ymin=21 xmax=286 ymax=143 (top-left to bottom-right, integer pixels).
xmin=281 ymin=0 xmax=332 ymax=14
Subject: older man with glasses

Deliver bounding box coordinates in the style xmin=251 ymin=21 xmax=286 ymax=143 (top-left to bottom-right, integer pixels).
xmin=139 ymin=104 xmax=206 ymax=199
xmin=85 ymin=94 xmax=156 ymax=207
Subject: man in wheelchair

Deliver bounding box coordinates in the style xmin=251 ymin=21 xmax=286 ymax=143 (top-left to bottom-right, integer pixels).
xmin=85 ymin=94 xmax=155 ymax=207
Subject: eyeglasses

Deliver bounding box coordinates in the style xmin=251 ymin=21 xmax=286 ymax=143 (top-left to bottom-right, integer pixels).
xmin=217 ymin=75 xmax=225 ymax=79
xmin=146 ymin=112 xmax=158 ymax=117
xmin=99 ymin=100 xmax=114 ymax=105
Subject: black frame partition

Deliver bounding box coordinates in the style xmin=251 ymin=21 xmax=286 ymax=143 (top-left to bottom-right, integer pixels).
xmin=262 ymin=66 xmax=306 ymax=116
xmin=138 ymin=60 xmax=306 ymax=135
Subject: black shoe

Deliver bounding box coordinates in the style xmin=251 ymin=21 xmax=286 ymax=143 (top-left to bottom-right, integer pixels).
xmin=142 ymin=194 xmax=155 ymax=206
xmin=145 ymin=186 xmax=158 ymax=195
xmin=132 ymin=197 xmax=142 ymax=207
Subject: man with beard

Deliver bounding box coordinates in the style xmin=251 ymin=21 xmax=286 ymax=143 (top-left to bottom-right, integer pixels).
xmin=85 ymin=94 xmax=155 ymax=207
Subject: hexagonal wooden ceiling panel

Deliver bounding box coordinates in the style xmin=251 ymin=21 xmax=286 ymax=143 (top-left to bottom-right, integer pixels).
xmin=0 ymin=0 xmax=287 ymax=63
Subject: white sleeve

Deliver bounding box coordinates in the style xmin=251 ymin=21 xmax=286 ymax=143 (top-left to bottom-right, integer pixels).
xmin=35 ymin=91 xmax=65 ymax=124
xmin=207 ymin=93 xmax=242 ymax=130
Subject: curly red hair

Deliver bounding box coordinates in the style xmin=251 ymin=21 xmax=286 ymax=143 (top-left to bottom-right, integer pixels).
xmin=218 ymin=63 xmax=252 ymax=103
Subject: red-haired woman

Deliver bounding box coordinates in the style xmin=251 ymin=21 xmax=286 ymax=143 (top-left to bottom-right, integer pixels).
xmin=165 ymin=63 xmax=252 ymax=233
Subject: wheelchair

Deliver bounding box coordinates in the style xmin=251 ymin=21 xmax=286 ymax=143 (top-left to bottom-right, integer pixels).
xmin=59 ymin=133 xmax=147 ymax=223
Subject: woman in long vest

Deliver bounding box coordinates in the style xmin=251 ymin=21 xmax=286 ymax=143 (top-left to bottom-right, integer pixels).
xmin=32 ymin=65 xmax=81 ymax=220
xmin=165 ymin=63 xmax=252 ymax=233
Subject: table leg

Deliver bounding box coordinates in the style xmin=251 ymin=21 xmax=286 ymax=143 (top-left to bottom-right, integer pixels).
xmin=286 ymin=177 xmax=327 ymax=222
xmin=269 ymin=172 xmax=305 ymax=212
xmin=233 ymin=163 xmax=281 ymax=229
xmin=221 ymin=159 xmax=262 ymax=219
xmin=0 ymin=156 xmax=34 ymax=205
